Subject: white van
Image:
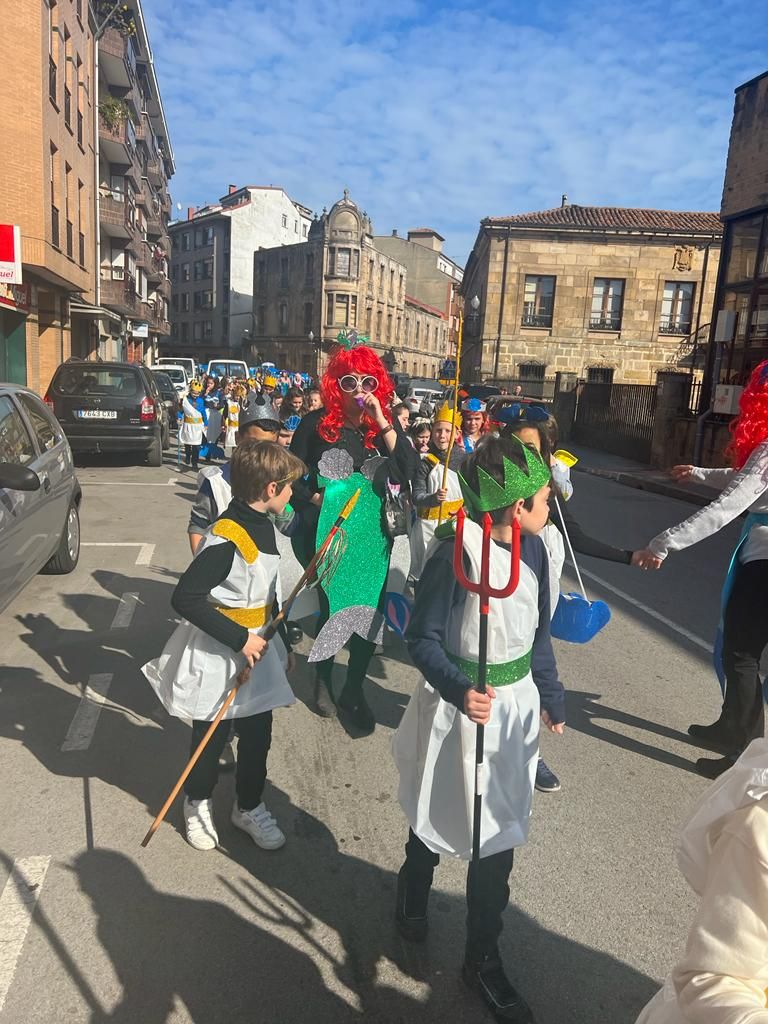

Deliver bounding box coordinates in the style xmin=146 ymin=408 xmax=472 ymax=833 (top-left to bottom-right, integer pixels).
xmin=149 ymin=364 xmax=188 ymax=399
xmin=206 ymin=359 xmax=249 ymax=380
xmin=156 ymin=356 xmax=197 ymax=381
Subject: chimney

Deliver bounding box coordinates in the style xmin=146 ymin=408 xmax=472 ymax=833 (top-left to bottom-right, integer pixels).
xmin=228 ymin=184 xmax=237 ymax=195
xmin=561 ymin=194 xmax=569 ymax=207
xmin=187 ymin=206 xmax=195 ymax=221
xmin=392 ymin=229 xmax=398 ymax=237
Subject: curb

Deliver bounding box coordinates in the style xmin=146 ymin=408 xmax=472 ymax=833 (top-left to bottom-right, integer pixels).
xmin=573 ymin=464 xmax=712 ymax=507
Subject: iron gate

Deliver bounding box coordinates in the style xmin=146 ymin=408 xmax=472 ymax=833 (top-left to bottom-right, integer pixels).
xmin=573 ymin=382 xmax=657 ymax=463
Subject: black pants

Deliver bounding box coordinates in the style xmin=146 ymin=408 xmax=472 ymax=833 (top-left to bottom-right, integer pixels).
xmin=720 ymin=559 xmax=768 ymax=753
xmin=184 ymin=712 xmax=272 ymax=810
xmin=184 ymin=443 xmax=200 ymax=468
xmin=401 ymin=829 xmax=515 ymax=960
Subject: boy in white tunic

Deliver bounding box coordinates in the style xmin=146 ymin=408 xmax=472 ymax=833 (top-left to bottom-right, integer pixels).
xmin=143 ymin=441 xmax=305 ymax=852
xmin=393 ymin=436 xmax=565 ymax=1024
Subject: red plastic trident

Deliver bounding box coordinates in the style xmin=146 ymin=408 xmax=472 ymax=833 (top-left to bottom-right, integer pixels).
xmin=453 ymin=505 xmax=521 ymax=866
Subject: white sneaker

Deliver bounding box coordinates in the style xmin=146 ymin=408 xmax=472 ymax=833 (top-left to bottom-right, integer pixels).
xmin=183 ymin=797 xmax=218 ymax=851
xmin=231 ymin=801 xmax=286 ymax=850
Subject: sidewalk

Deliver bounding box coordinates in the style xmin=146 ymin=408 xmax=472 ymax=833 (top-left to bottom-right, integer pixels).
xmin=566 ymin=443 xmax=715 ymax=507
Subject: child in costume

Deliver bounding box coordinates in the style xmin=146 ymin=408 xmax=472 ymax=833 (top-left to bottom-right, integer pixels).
xmin=636 ymin=739 xmax=768 ymax=1024
xmin=143 ymin=441 xmax=304 ymax=852
xmin=409 ymin=401 xmax=465 ymax=582
xmin=223 ymin=386 xmax=242 ymax=457
xmin=408 ymin=418 xmax=431 ymax=454
xmin=393 ymin=435 xmax=565 ymax=1024
xmin=461 ymin=396 xmax=486 ymax=451
xmin=637 ymin=360 xmax=768 ymax=779
xmin=179 ymin=380 xmax=207 ymax=468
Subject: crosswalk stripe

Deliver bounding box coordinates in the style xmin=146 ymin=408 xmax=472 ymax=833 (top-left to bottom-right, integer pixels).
xmin=110 ymin=592 xmax=139 ymax=629
xmin=0 ymin=857 xmax=51 ymax=1012
xmin=61 ymin=674 xmax=114 ymax=752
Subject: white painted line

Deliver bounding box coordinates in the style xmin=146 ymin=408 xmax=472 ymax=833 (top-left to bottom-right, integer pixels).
xmin=61 ymin=674 xmax=114 ymax=752
xmin=0 ymin=856 xmax=51 ymax=1012
xmin=574 ymin=564 xmax=711 ymax=652
xmin=80 ymin=478 xmax=176 ymax=487
xmin=136 ymin=543 xmax=155 ymax=566
xmin=81 ymin=542 xmax=155 ymax=565
xmin=110 ymin=592 xmax=139 ymax=629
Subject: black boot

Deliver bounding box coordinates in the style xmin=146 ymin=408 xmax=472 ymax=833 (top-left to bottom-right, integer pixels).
xmin=688 ymin=719 xmax=735 ymax=752
xmin=394 ymin=866 xmax=428 ymax=942
xmin=338 ymin=677 xmax=375 ymax=734
xmin=462 ymin=951 xmax=535 ymax=1023
xmin=314 ymin=675 xmax=337 ymax=719
xmin=695 ymin=753 xmax=737 ymax=779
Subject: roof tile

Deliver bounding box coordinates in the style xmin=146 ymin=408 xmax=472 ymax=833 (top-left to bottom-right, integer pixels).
xmin=485 ymin=205 xmax=722 ymax=234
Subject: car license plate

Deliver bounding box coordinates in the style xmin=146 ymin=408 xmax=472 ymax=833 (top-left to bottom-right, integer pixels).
xmin=76 ymin=409 xmax=117 ymax=419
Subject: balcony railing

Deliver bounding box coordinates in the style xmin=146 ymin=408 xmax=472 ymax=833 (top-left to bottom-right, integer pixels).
xmin=66 ymin=220 xmax=74 ymax=258
xmin=521 ymin=312 xmax=553 ymax=328
xmin=51 ymin=204 xmax=60 ymax=248
xmin=589 ymin=316 xmax=622 ymax=331
xmin=49 ymin=58 xmax=57 ymax=104
xmin=659 ymin=317 xmax=692 ymax=335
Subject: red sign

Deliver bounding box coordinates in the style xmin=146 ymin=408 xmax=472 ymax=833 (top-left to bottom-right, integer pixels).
xmin=0 ymin=282 xmax=31 ymax=312
xmin=0 ymin=224 xmax=22 ymax=284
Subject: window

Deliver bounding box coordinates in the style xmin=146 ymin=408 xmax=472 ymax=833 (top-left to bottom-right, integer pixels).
xmin=50 ymin=143 xmax=59 ymax=248
xmin=193 ymin=260 xmax=202 ymax=281
xmin=522 ymin=275 xmax=555 ymax=328
xmin=279 ymin=302 xmax=288 ymax=332
xmin=519 ymin=362 xmax=546 ymax=381
xmin=172 ymin=234 xmax=179 ymax=251
xmin=182 ymin=263 xmax=190 ymax=282
xmin=376 ymin=309 xmax=383 ymax=340
xmin=282 ymin=214 xmax=288 ymax=228
xmin=170 ymin=264 xmax=178 ymax=282
xmin=294 ymin=220 xmax=298 ymax=233
xmin=415 ymin=320 xmax=420 ymax=342
xmin=590 ymin=278 xmax=624 ymax=330
xmin=387 ymin=313 xmax=392 ymax=341
xmin=171 ymin=294 xmax=179 ymax=312
xmin=305 ymin=252 xmax=314 ymax=284
xmin=660 ymin=281 xmax=694 ymax=334
xmin=303 ymin=301 xmax=313 ymax=333
xmin=64 ymin=162 xmax=73 ymax=257
xmin=332 ymin=248 xmax=351 ymax=276
xmin=280 ymin=257 xmax=289 ymax=287
xmin=586 ymin=366 xmax=615 ymax=384
xmin=17 ymin=394 xmax=60 ymax=451
xmin=203 ymin=258 xmax=213 ymax=278
xmin=302 ymin=224 xmax=308 ymax=238
xmin=390 ymin=268 xmax=395 ymax=295
xmin=193 ymin=321 xmax=203 ymax=341
xmin=0 ymin=397 xmax=38 ymax=465
xmin=182 ymin=232 xmax=191 ymax=251
xmin=333 ymin=294 xmax=357 ymax=326
xmin=48 ymin=2 xmax=58 ymax=105
xmin=379 ymin=265 xmax=385 ymax=295
xmin=181 ymin=322 xmax=189 ymax=341
xmin=203 ymin=320 xmax=213 ymax=339
xmin=725 ymin=216 xmax=762 ymax=284
xmin=181 ymin=293 xmax=190 ymax=312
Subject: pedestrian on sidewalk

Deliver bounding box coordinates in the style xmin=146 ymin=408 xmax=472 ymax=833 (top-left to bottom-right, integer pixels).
xmin=637 ymin=360 xmax=768 ymax=779
xmin=393 ymin=436 xmax=565 ymax=1024
xmin=179 ymin=380 xmax=207 ymax=469
xmin=143 ymin=441 xmax=305 ymax=853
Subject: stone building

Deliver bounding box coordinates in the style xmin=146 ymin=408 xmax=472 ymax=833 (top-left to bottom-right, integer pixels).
xmin=701 ymin=71 xmax=768 ymax=402
xmin=168 ymin=185 xmax=312 ymax=359
xmin=96 ymin=0 xmax=175 ymax=363
xmin=0 ymin=0 xmax=98 ymax=389
xmin=251 ymin=192 xmax=450 ymax=378
xmin=461 ymin=202 xmax=723 ymax=385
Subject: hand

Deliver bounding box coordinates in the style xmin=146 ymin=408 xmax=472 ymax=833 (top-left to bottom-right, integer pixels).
xmin=310 ymin=492 xmax=323 ymax=508
xmin=241 ymin=633 xmax=268 ymax=668
xmin=669 ymin=464 xmax=695 ymax=482
xmin=541 ymin=710 xmax=565 ymax=735
xmin=286 ymin=652 xmax=296 ymax=673
xmin=464 ymin=685 xmax=495 ymax=725
xmin=360 ymin=391 xmax=386 ymax=427
xmin=435 ymin=487 xmax=448 ymax=503
xmin=632 ymin=548 xmax=663 ymax=571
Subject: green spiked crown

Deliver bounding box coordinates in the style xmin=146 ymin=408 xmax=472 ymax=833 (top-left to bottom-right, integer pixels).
xmin=459 ymin=437 xmax=551 ymax=513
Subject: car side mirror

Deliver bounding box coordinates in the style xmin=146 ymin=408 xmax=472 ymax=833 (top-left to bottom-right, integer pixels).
xmin=0 ymin=463 xmax=42 ymax=492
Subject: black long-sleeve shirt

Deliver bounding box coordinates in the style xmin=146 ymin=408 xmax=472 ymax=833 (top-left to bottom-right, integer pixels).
xmin=171 ymin=498 xmax=287 ymax=653
xmin=406 ymin=533 xmax=565 ymax=724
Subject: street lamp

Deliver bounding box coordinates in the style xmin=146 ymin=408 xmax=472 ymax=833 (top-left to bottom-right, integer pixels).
xmin=308 ymin=330 xmax=318 ymax=380
xmin=467 ymin=295 xmax=481 ymax=379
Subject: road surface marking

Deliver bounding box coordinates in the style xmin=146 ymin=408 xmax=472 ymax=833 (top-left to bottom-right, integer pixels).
xmin=61 ymin=674 xmax=113 ymax=752
xmin=573 ymin=565 xmax=711 ymax=652
xmin=0 ymin=856 xmax=51 ymax=1012
xmin=110 ymin=592 xmax=139 ymax=629
xmin=80 ymin=477 xmax=177 ymax=486
xmin=81 ymin=542 xmax=155 ymax=565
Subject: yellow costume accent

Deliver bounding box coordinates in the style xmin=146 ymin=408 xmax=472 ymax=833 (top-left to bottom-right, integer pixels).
xmin=419 ymin=499 xmax=463 ymax=521
xmin=214 ymin=605 xmax=269 ymax=628
xmin=211 ymin=519 xmax=260 ymax=564
xmin=432 ymin=401 xmax=462 ymax=429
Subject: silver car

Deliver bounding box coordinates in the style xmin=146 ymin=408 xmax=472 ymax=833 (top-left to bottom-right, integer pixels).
xmin=0 ymin=385 xmax=82 ymax=612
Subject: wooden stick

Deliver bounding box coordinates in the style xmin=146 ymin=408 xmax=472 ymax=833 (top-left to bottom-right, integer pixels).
xmin=438 ymin=312 xmax=464 ymax=526
xmin=140 ymin=488 xmax=362 ymax=847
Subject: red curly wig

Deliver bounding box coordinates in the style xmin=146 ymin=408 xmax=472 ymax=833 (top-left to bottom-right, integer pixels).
xmin=319 ymin=345 xmax=395 ymax=448
xmin=726 ymin=360 xmax=768 ymax=469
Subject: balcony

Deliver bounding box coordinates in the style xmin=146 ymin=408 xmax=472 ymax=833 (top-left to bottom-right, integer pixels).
xmin=100 ymin=271 xmax=141 ymax=316
xmin=589 ymin=316 xmax=622 ymax=331
xmin=146 ymin=156 xmax=164 ymax=185
xmin=99 ymin=190 xmax=132 ymax=239
xmin=146 ymin=210 xmax=164 ymax=238
xmin=99 ymin=26 xmax=134 ymax=89
xmin=659 ymin=317 xmax=692 ymax=335
xmin=521 ymin=312 xmax=553 ymax=329
xmin=98 ymin=110 xmax=137 ymax=166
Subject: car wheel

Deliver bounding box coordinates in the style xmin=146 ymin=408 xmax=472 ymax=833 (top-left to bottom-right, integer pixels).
xmin=42 ymin=500 xmax=81 ymax=575
xmin=161 ymin=422 xmax=170 ymax=450
xmin=147 ymin=433 xmax=163 ymax=467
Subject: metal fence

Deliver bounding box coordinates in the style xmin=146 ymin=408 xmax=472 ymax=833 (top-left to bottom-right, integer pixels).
xmin=486 ymin=376 xmax=557 ymax=401
xmin=573 ymin=382 xmax=657 ymax=463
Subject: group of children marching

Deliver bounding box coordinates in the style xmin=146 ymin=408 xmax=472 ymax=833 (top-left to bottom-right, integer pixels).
xmin=143 ymin=352 xmax=768 ymax=1024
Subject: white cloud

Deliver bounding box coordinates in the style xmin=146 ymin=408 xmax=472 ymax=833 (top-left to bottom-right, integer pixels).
xmin=142 ymin=0 xmax=768 ymax=261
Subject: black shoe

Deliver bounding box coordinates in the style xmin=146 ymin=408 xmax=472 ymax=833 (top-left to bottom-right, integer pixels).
xmin=338 ymin=683 xmax=375 ymax=734
xmin=695 ymin=754 xmax=737 ymax=779
xmin=688 ymin=721 xmax=733 ymax=753
xmin=287 ymin=622 xmax=303 ymax=646
xmin=314 ymin=676 xmax=337 ymax=719
xmin=534 ymin=758 xmax=561 ymax=793
xmin=394 ymin=867 xmax=428 ymax=942
xmin=462 ymin=953 xmax=535 ymax=1023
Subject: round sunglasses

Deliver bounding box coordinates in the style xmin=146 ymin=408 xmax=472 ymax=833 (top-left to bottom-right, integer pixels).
xmin=338 ymin=374 xmax=379 ymax=394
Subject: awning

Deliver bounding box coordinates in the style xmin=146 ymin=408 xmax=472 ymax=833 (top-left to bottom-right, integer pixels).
xmin=69 ymin=300 xmax=121 ymax=323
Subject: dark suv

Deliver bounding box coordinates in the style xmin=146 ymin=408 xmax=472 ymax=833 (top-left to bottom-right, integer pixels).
xmin=45 ymin=361 xmax=169 ymax=465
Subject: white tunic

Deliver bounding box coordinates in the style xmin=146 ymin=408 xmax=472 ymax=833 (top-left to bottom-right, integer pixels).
xmin=393 ymin=518 xmax=541 ymax=860
xmin=224 ymin=399 xmax=239 ymax=449
xmin=540 ymin=521 xmax=565 ymax=621
xmin=142 ymin=526 xmax=294 ymax=720
xmin=409 ymin=454 xmax=463 ymax=581
xmin=178 ymin=396 xmax=205 ymax=446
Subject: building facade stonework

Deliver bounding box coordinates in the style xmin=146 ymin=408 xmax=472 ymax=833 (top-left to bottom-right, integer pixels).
xmin=462 ymin=204 xmax=722 ymax=385
xmin=251 ymin=192 xmax=451 ymax=378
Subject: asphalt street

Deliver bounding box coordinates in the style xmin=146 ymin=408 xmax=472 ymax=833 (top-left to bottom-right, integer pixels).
xmin=0 ymin=450 xmax=744 ymax=1024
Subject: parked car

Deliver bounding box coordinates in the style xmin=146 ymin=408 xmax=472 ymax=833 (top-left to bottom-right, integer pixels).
xmin=149 ymin=363 xmax=188 ymax=400
xmin=0 ymin=384 xmax=82 ymax=612
xmin=206 ymin=359 xmax=249 ymax=380
xmin=44 ymin=361 xmax=169 ymax=466
xmin=404 ymin=384 xmax=443 ymax=416
xmin=155 ymin=356 xmax=196 ymax=381
xmin=151 ymin=370 xmax=180 ymax=432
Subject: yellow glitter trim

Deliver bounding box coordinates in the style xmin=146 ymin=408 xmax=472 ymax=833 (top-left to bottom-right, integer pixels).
xmin=215 ymin=605 xmax=269 ymax=628
xmin=211 ymin=519 xmax=260 ymax=564
xmin=419 ymin=499 xmax=463 ymax=521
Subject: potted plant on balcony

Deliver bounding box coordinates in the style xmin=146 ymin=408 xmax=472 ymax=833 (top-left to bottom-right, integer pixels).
xmin=96 ymin=1 xmax=136 ymax=37
xmin=99 ymin=95 xmax=131 ymax=132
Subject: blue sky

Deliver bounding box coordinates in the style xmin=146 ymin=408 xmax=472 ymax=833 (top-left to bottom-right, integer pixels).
xmin=143 ymin=0 xmax=767 ymax=263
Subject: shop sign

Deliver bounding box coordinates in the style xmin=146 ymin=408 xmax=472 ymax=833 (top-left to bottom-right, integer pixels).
xmin=131 ymin=320 xmax=149 ymax=338
xmin=0 ymin=225 xmax=22 ymax=284
xmin=0 ymin=281 xmax=31 ymax=311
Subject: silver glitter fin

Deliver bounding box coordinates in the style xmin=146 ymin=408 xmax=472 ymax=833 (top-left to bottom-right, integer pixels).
xmin=317 ymin=448 xmax=354 ymax=480
xmin=361 ymin=456 xmax=386 ymax=481
xmin=307 ymin=606 xmax=386 ymax=662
